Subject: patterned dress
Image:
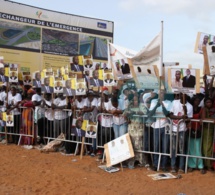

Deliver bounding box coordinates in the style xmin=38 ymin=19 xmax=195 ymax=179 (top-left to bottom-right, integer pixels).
xmin=124 ymin=104 xmax=147 ymax=167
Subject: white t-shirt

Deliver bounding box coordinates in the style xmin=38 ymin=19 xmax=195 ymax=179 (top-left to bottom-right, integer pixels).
xmin=53 ymin=98 xmax=68 ymax=120
xmin=44 ymin=100 xmax=54 ymax=121
xmin=170 ymin=99 xmax=193 ymax=132
xmin=75 ymin=99 xmax=85 ymax=109
xmin=84 ymin=97 xmax=98 ymax=122
xmin=32 ymin=94 xmax=43 ymax=122
xmin=0 ymin=91 xmax=7 ymax=112
xmin=8 ymin=93 xmax=22 ymax=115
xmin=150 ymin=99 xmax=173 ymax=128
xmin=98 ymin=99 xmax=113 ymax=127
xmin=110 ymin=105 xmax=126 ymax=125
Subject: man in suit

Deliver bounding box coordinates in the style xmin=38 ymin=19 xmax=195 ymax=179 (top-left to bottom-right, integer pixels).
xmin=76 ymin=83 xmax=85 ymax=93
xmin=6 ymin=116 xmax=13 ymax=125
xmin=33 ymin=72 xmax=42 ymax=88
xmin=84 ymin=59 xmax=93 ymax=70
xmin=121 ymin=58 xmax=130 ymax=74
xmin=104 ymin=73 xmax=113 ymax=84
xmin=10 ymin=72 xmax=18 ymax=81
xmin=55 ymin=81 xmax=63 ymax=91
xmin=71 ymin=119 xmax=86 ymax=137
xmin=24 ymin=75 xmax=32 ymax=84
xmin=90 ymin=70 xmax=103 ymax=87
xmin=63 ymin=80 xmax=75 ymax=96
xmin=70 ymin=56 xmax=84 ymax=72
xmin=86 ymin=125 xmax=96 ymax=136
xmin=182 ymin=69 xmax=196 ymax=88
xmin=0 ymin=63 xmax=8 ymax=83
xmin=42 ymin=77 xmax=54 ymax=93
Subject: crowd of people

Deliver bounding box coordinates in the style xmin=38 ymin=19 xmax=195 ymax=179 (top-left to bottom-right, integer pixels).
xmin=0 ymin=55 xmax=215 ymax=175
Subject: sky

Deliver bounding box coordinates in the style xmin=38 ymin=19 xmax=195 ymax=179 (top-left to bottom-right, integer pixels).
xmin=10 ymin=0 xmax=215 ymax=69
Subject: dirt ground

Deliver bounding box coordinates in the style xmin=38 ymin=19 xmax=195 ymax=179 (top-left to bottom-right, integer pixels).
xmin=0 ymin=144 xmax=215 ymax=195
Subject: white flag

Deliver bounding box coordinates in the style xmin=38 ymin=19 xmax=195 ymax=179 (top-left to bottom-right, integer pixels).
xmin=131 ymin=32 xmax=161 ymax=76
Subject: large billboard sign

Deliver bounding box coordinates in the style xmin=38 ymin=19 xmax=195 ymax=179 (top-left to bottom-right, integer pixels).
xmin=0 ymin=0 xmax=114 ymax=72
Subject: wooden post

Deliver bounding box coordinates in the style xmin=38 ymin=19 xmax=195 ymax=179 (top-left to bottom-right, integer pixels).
xmin=80 ymin=136 xmax=85 ymax=159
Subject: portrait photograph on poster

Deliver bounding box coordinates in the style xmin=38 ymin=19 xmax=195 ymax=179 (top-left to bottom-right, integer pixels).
xmin=76 ymin=79 xmax=86 ymax=95
xmin=85 ymin=123 xmax=97 ymax=139
xmin=168 ymin=68 xmax=200 ymax=94
xmin=83 ymin=58 xmax=94 ymax=71
xmin=71 ymin=119 xmax=87 ymax=137
xmin=103 ymin=70 xmax=115 ymax=86
xmin=41 ymin=76 xmax=54 ymax=94
xmin=6 ymin=114 xmax=14 ymax=127
xmin=206 ymin=44 xmax=215 ymax=75
xmin=54 ymin=80 xmax=64 ymax=93
xmin=112 ymin=58 xmax=132 ymax=80
xmin=64 ymin=79 xmax=75 ymax=97
xmin=9 ymin=63 xmax=18 ymax=71
xmin=194 ymin=32 xmax=215 ymax=54
xmin=22 ymin=73 xmax=32 ymax=85
xmin=90 ymin=69 xmax=104 ymax=87
xmin=32 ymin=71 xmax=42 ymax=88
xmin=9 ymin=71 xmax=18 ymax=83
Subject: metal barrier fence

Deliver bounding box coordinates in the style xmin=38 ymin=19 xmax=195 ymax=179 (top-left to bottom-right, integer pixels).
xmin=176 ymin=119 xmax=215 ymax=173
xmin=1 ymin=107 xmax=214 ymax=172
xmin=95 ymin=114 xmax=215 ymax=173
xmin=36 ymin=108 xmax=95 ymax=155
xmin=0 ymin=107 xmax=35 ymax=145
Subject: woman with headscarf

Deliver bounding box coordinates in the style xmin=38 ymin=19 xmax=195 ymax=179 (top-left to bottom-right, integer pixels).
xmin=123 ymin=94 xmax=148 ymax=169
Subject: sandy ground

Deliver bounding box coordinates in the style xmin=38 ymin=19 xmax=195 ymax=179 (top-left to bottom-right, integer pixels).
xmin=0 ymin=144 xmax=215 ymax=195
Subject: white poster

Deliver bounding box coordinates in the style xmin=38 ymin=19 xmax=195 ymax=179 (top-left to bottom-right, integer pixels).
xmin=104 ymin=133 xmax=134 ymax=167
xmin=206 ymin=44 xmax=215 ymax=75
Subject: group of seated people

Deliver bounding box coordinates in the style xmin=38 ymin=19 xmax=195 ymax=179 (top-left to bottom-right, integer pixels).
xmin=0 ymin=74 xmax=214 ymax=174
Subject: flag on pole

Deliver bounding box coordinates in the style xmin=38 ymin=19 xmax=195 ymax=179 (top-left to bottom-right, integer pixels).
xmin=131 ymin=32 xmax=162 ymax=76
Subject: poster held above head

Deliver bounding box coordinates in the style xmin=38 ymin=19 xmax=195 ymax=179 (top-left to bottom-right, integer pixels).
xmin=194 ymin=32 xmax=215 ymax=54
xmin=9 ymin=71 xmax=18 ymax=83
xmin=90 ymin=69 xmax=104 ymax=87
xmin=83 ymin=56 xmax=94 ymax=71
xmin=41 ymin=76 xmax=54 ymax=94
xmin=75 ymin=78 xmax=86 ymax=96
xmin=168 ymin=68 xmax=200 ymax=94
xmin=64 ymin=79 xmax=75 ymax=97
xmin=108 ymin=42 xmax=136 ymax=81
xmin=54 ymin=80 xmax=64 ymax=94
xmin=32 ymin=71 xmax=42 ymax=88
xmin=70 ymin=55 xmax=84 ymax=72
xmin=22 ymin=72 xmax=32 ymax=86
xmin=103 ymin=69 xmax=116 ymax=87
xmin=206 ymin=44 xmax=215 ymax=75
